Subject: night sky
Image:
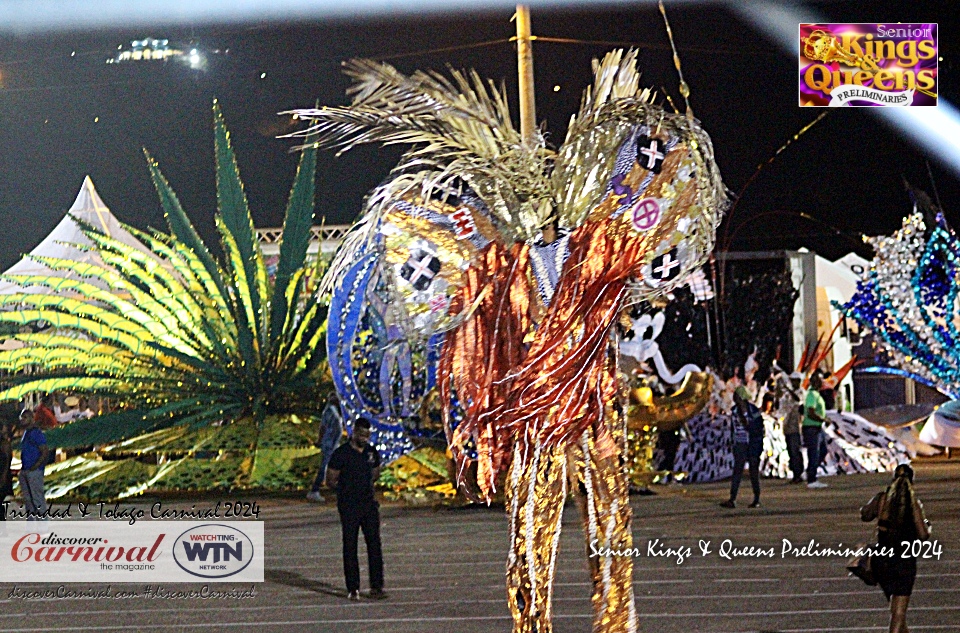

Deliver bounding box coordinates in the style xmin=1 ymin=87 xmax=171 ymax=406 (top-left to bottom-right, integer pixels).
xmin=0 ymin=0 xmax=956 ymax=271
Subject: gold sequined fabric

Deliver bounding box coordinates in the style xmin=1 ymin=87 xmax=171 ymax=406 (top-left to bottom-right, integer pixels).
xmin=505 ymin=441 xmax=568 ymax=632
xmin=506 ymin=417 xmax=637 ymax=633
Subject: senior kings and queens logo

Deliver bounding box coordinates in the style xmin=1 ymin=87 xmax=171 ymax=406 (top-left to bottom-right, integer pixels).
xmin=799 ymin=23 xmax=937 ymax=107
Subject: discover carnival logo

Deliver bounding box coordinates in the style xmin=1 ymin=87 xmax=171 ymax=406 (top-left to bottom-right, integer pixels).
xmin=11 ymin=532 xmax=164 ymax=566
xmin=0 ymin=521 xmax=263 ymax=582
xmin=173 ymin=524 xmax=255 ymax=579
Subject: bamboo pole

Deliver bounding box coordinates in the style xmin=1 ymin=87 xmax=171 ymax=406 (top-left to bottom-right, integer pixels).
xmin=515 ymin=5 xmax=536 ymax=146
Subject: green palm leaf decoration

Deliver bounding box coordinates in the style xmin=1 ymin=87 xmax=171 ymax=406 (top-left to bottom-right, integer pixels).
xmin=0 ymin=102 xmax=329 ymax=449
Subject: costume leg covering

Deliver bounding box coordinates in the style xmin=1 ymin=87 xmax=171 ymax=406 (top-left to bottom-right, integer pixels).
xmin=573 ymin=428 xmax=637 ymax=633
xmin=505 ymin=440 xmax=568 ymax=633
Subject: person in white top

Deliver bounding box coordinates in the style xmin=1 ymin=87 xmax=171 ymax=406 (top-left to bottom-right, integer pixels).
xmin=53 ymin=396 xmax=95 ymax=424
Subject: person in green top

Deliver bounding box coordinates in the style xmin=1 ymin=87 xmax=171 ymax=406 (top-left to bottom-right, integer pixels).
xmin=802 ymin=373 xmax=829 ymax=488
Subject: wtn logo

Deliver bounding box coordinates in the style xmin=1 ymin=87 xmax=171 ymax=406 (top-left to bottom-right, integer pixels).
xmin=173 ymin=524 xmax=255 ymax=579
xmin=181 ymin=541 xmax=243 ymax=564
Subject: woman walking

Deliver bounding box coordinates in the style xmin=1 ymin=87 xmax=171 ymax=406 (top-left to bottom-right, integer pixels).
xmin=861 ymin=464 xmax=931 ymax=633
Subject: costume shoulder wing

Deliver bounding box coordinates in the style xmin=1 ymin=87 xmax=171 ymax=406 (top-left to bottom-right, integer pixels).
xmin=379 ymin=178 xmax=510 ymax=338
xmin=326 ymin=176 xmax=508 ymax=341
xmin=553 ymin=50 xmax=728 ymax=299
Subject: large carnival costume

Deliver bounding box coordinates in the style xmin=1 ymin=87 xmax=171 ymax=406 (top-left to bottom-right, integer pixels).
xmin=292 ymin=50 xmax=727 ymax=632
xmin=839 ymin=206 xmax=960 ymax=451
xmin=841 ymin=210 xmax=960 ymax=398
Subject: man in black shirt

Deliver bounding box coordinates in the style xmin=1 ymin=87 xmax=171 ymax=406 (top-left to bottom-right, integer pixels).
xmin=326 ymin=418 xmax=385 ymax=600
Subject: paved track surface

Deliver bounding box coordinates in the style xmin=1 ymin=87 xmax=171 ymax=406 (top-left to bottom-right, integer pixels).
xmin=1 ymin=459 xmax=957 ymax=632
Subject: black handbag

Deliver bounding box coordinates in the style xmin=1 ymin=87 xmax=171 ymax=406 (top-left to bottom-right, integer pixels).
xmin=846 ymin=548 xmax=877 ymax=586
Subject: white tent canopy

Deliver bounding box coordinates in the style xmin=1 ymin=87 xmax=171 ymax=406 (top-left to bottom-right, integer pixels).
xmin=0 ymin=176 xmax=152 ymax=294
xmin=815 ymin=251 xmax=870 ymax=304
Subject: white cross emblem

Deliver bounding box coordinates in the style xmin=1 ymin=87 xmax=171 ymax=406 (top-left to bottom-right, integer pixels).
xmin=636 ymin=135 xmax=668 ymax=174
xmin=407 ymin=257 xmax=436 ymax=285
xmin=400 ymin=249 xmax=442 ymax=291
xmin=639 ymin=140 xmax=664 ymax=170
xmin=652 ymin=249 xmax=681 ymax=280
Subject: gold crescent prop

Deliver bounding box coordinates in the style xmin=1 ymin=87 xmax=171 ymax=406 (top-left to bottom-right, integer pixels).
xmin=628 ymin=370 xmax=713 ymax=432
xmin=624 ymin=371 xmax=713 ymax=488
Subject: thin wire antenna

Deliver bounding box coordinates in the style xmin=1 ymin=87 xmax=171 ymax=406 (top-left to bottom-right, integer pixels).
xmin=716 ymin=110 xmax=831 ymax=305
xmin=925 ymin=159 xmax=944 ymax=214
xmin=658 ymin=0 xmax=692 ymax=119
xmin=721 ymin=111 xmax=831 ymax=253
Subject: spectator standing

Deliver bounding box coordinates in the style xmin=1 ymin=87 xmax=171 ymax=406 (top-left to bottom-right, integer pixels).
xmin=306 ymin=394 xmax=344 ymax=502
xmin=33 ymin=397 xmax=58 ymax=429
xmin=819 ymin=370 xmax=837 ymax=410
xmin=720 ymin=386 xmax=765 ymax=509
xmin=780 ymin=372 xmax=805 ymax=484
xmin=656 ymin=428 xmax=682 ymax=474
xmin=803 ymin=373 xmax=829 ymax=489
xmin=326 ymin=418 xmax=386 ymax=600
xmin=17 ymin=410 xmax=49 ymax=520
xmin=0 ymin=421 xmax=13 ymax=520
